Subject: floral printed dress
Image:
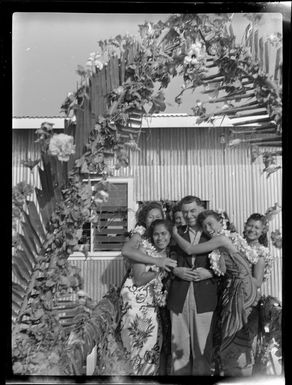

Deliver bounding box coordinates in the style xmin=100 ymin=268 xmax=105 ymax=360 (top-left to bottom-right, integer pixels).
xmin=119 ymin=228 xmax=168 ymax=375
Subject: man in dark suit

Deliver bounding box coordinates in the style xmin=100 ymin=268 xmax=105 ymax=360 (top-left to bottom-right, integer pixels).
xmin=167 ymin=195 xmax=218 ymax=375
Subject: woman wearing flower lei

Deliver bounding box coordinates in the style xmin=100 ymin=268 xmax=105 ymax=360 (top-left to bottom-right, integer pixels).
xmin=230 ymin=213 xmax=274 ymax=375
xmin=172 ymin=209 xmax=259 ymax=376
xmin=121 ymin=201 xmax=176 ymax=273
xmin=119 ymin=202 xmax=176 ymax=375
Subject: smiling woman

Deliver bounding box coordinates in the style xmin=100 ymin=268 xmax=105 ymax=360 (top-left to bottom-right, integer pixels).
xmin=119 ymin=218 xmax=173 ymax=374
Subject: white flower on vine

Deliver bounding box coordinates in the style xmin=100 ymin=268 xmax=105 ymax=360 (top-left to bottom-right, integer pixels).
xmin=94 ymin=60 xmax=104 ymax=70
xmin=184 ymin=56 xmax=192 ymax=65
xmin=188 ymin=41 xmax=206 ymax=59
xmin=48 ymin=134 xmax=76 ymax=162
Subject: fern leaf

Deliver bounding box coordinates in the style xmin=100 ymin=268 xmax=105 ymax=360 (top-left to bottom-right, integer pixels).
xmin=12 ymin=263 xmax=30 ymax=287
xmin=18 ymin=234 xmax=37 ymax=266
xmin=22 ymin=210 xmax=43 ymax=251
xmin=27 ymin=201 xmax=46 ymax=240
xmin=12 ymin=254 xmax=32 ymax=281
xmin=12 ymin=282 xmax=26 ymax=295
xmin=15 ymin=249 xmax=33 ymax=274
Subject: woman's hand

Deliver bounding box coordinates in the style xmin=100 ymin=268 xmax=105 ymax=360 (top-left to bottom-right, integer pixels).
xmin=155 ymin=257 xmax=177 ymax=272
xmin=173 ymin=267 xmax=198 ymax=281
xmin=172 ymin=225 xmax=178 ymax=237
xmin=192 ymin=267 xmax=213 ymax=281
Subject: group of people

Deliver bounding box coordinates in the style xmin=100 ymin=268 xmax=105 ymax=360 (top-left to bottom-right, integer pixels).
xmin=118 ymin=195 xmax=272 ymax=377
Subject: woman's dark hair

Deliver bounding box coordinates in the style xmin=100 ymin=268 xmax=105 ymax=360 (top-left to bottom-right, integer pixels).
xmin=148 ymin=219 xmax=173 ymax=245
xmin=243 ymin=213 xmax=269 ymax=247
xmin=197 ymin=210 xmax=222 ymax=229
xmin=197 ymin=209 xmax=237 ymax=233
xmin=135 ymin=201 xmax=164 ymax=228
xmin=171 ymin=204 xmax=183 ymax=224
xmin=172 ymin=204 xmax=182 ymax=214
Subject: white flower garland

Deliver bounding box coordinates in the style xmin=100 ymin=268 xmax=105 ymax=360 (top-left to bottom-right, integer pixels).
xmin=208 ymin=230 xmax=259 ymax=276
xmin=139 ymin=236 xmax=168 ymax=307
xmin=130 ymin=225 xmax=168 ymax=306
xmin=208 ymin=249 xmax=225 ymax=276
xmin=250 ymin=243 xmax=274 ymax=282
xmin=132 ymin=225 xmax=146 ymax=237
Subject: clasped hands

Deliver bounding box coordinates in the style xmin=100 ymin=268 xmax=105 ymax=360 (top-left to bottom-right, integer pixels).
xmin=155 ymin=257 xmax=177 ymax=272
xmin=173 ymin=266 xmax=213 ymax=281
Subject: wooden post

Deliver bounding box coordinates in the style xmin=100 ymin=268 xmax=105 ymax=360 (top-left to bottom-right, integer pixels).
xmin=259 ymin=37 xmax=264 ymax=69
xmin=264 ymin=41 xmax=269 ymax=74
xmin=274 ymin=47 xmax=281 ymax=82
xmin=254 ymin=30 xmax=259 ymax=62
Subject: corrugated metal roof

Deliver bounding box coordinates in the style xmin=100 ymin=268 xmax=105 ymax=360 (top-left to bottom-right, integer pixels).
xmin=141 ymin=114 xmax=233 ymax=128
xmin=12 ymin=113 xmax=269 ymax=130
xmin=12 ymin=116 xmax=66 ymax=130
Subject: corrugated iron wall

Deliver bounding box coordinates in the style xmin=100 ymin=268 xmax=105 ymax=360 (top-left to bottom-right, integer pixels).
xmin=69 ymin=257 xmax=126 ymax=303
xmin=12 ymin=129 xmax=42 ymax=191
xmin=13 ymin=126 xmax=282 ymax=302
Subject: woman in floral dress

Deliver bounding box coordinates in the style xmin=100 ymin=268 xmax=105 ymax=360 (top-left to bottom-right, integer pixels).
xmin=120 ymin=217 xmax=174 ymax=375
xmin=212 ymin=212 xmax=273 ymax=376
xmin=172 ymin=210 xmax=259 ymax=376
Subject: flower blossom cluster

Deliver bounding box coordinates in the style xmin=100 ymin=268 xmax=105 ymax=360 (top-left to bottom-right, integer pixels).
xmin=48 ymin=134 xmax=76 ymax=162
xmin=132 ymin=225 xmax=146 ymax=237
xmin=208 ymin=249 xmax=226 ymax=276
xmin=183 ymin=41 xmax=206 ymax=67
xmin=86 ymin=51 xmax=105 ymax=74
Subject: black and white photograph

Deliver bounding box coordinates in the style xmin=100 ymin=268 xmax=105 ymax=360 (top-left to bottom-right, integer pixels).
xmin=7 ymin=2 xmax=289 ymax=384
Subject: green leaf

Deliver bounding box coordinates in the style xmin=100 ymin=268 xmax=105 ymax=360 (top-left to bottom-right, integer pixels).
xmin=81 ymin=162 xmax=89 ymax=174
xmin=27 ymin=201 xmax=46 ymax=241
xmin=31 ymin=308 xmax=45 ymax=321
xmin=12 ymin=254 xmax=32 ymax=282
xmin=45 ymin=279 xmax=56 ymax=287
xmin=12 ymin=263 xmax=29 ymax=287
xmin=21 ymin=159 xmax=41 ymax=171
xmin=15 ymin=249 xmax=33 ymax=274
xmin=22 ymin=210 xmax=43 ymax=251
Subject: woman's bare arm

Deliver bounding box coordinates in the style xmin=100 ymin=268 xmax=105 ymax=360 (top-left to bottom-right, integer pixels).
xmin=132 ymin=263 xmax=158 ymax=287
xmin=172 ymin=230 xmax=230 ymax=255
xmin=252 ymin=257 xmax=265 ymax=288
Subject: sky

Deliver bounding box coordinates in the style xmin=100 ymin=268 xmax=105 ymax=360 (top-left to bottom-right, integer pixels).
xmin=12 ymin=11 xmax=284 ymax=117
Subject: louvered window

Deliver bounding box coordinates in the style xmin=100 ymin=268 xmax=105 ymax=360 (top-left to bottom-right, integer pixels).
xmin=78 ymin=179 xmax=136 ymax=254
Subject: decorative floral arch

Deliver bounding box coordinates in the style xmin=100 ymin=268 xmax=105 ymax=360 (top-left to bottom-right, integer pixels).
xmin=12 ymin=13 xmax=282 ymax=375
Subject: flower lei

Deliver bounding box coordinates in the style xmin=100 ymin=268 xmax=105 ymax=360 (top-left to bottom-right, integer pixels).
xmin=250 ymin=243 xmax=274 ymax=282
xmin=131 ymin=226 xmax=168 ymax=307
xmin=132 ymin=225 xmax=146 ymax=237
xmin=141 ymin=238 xmax=168 ymax=307
xmin=208 ymin=230 xmax=259 ymax=276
